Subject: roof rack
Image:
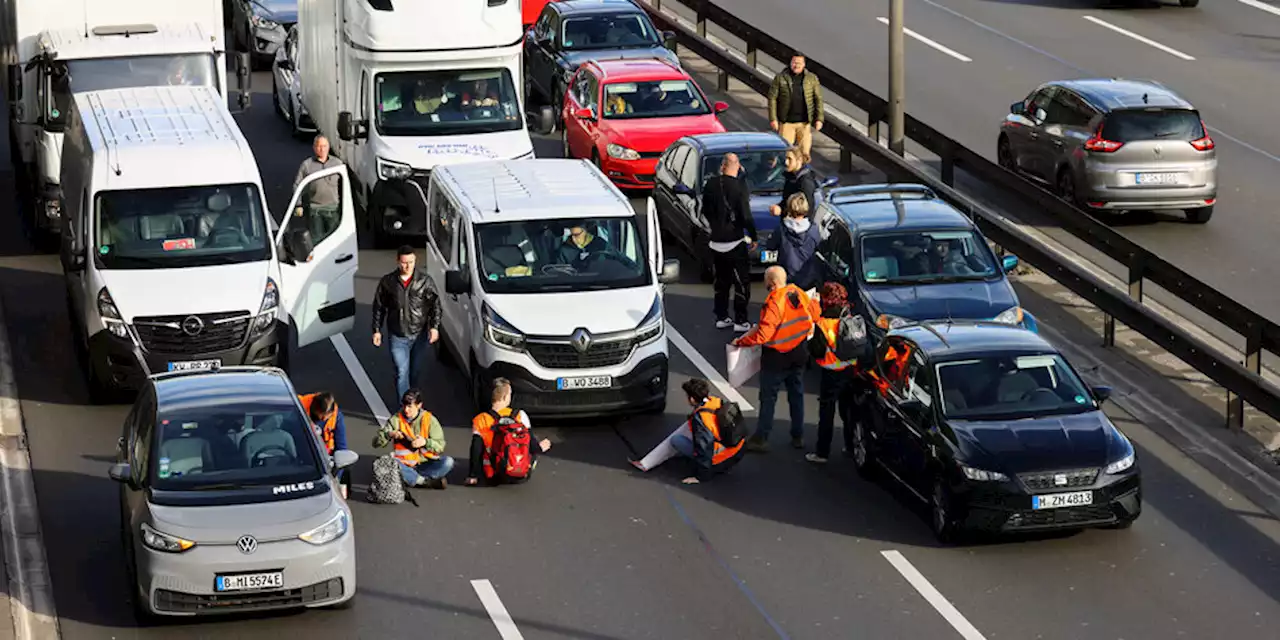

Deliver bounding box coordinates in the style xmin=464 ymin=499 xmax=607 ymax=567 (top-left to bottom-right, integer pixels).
xmin=825 ymin=183 xmax=935 ymax=206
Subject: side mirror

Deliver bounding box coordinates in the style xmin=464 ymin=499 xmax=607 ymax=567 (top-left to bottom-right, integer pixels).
xmin=337 ymin=111 xmax=356 ymax=141
xmin=1033 ymin=107 xmax=1047 ymax=123
xmin=1091 ymin=385 xmax=1112 ymax=404
xmin=445 ymin=269 xmax=471 ymax=295
xmin=662 ymin=30 xmax=677 ymax=51
xmin=7 ymin=66 xmax=21 ymax=102
xmin=658 ymin=258 xmax=680 ymax=284
xmin=672 ymin=183 xmax=693 ymax=196
xmin=1010 ymin=101 xmax=1024 ymax=115
xmin=531 ymin=105 xmax=554 ymax=135
xmin=820 ymin=175 xmax=839 ymax=188
xmin=284 ymin=226 xmax=314 ymax=263
xmin=899 ymin=398 xmax=925 ymax=415
xmin=573 ymin=106 xmax=593 ymax=120
xmin=332 ymin=449 xmax=359 ymax=472
xmin=108 ymin=462 xmax=132 ymax=484
xmin=1001 ymin=254 xmax=1019 ymax=273
xmin=713 ymin=101 xmax=729 ymax=114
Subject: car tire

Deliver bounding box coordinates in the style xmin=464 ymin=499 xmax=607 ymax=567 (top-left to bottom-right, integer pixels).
xmin=850 ymin=421 xmax=877 ymax=479
xmin=1185 ymin=205 xmax=1213 ymax=224
xmin=1179 ymin=0 xmax=1199 ymax=6
xmin=996 ymin=135 xmax=1016 ymax=172
xmin=1056 ymin=169 xmax=1082 ymax=210
xmin=930 ymin=477 xmax=961 ymax=544
xmin=272 ymin=75 xmax=282 ymax=117
xmin=643 ymin=395 xmax=667 ymax=415
xmin=436 ymin=328 xmax=454 ymax=367
xmin=469 ymin=359 xmax=487 ymax=413
xmin=561 ymin=128 xmax=571 ymax=158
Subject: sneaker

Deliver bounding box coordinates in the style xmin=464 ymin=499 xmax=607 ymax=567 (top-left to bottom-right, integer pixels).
xmin=715 ymin=318 xmax=734 ymax=329
xmin=745 ymin=437 xmax=769 ymax=453
xmin=733 ymin=322 xmax=751 ymax=332
xmin=791 ymin=436 xmax=804 ymax=449
xmin=805 ymin=453 xmax=828 ymax=464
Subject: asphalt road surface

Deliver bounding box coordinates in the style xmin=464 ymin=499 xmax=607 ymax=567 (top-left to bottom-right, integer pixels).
xmin=1 ymin=70 xmax=1278 ymax=639
xmin=692 ymin=0 xmax=1280 ymax=330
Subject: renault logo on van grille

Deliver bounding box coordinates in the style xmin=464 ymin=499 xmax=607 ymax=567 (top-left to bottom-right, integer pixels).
xmin=570 ymin=328 xmax=593 ymax=353
xmin=236 ymin=535 xmax=258 ymax=554
xmin=181 ymin=315 xmax=205 ymax=336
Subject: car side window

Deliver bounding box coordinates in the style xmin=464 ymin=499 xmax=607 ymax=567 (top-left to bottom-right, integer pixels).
xmin=1056 ymin=90 xmax=1094 ymax=128
xmin=821 ymin=220 xmax=854 ymax=278
xmin=534 ymin=7 xmax=553 ymax=41
xmin=1025 ymin=86 xmax=1055 ymax=121
xmin=458 ymin=220 xmax=470 ymax=270
xmin=569 ymin=69 xmax=588 ymax=106
xmin=904 ymin=351 xmax=935 ymax=408
xmin=677 ymin=148 xmax=698 ymax=188
xmin=663 ymin=145 xmax=691 ymax=185
xmin=429 ymin=184 xmax=455 ymax=260
xmin=583 ymin=72 xmax=600 ymax=114
xmin=132 ymin=390 xmax=156 ymax=485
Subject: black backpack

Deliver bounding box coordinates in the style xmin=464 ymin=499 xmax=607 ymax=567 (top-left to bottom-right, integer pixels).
xmin=701 ymin=400 xmax=744 ymax=448
xmin=808 ymin=310 xmax=868 ymax=363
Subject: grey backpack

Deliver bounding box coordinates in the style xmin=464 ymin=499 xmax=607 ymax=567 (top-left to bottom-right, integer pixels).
xmin=366 ymin=454 xmax=408 ymax=505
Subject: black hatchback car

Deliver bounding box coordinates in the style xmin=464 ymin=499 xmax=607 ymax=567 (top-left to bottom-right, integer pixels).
xmin=855 ymin=321 xmax=1141 ymax=542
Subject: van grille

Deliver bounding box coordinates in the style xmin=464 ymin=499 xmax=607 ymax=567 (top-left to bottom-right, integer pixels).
xmin=526 ymin=337 xmax=634 ymax=369
xmin=133 ymin=311 xmax=251 ymax=355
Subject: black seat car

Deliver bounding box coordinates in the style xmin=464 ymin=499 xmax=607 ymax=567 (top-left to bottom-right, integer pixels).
xmin=854 ymin=321 xmax=1141 ymax=542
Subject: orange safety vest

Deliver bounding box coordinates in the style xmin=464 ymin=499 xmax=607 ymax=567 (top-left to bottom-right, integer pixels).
xmin=738 ymin=284 xmax=819 ymax=353
xmin=472 ymin=407 xmax=523 ymax=479
xmin=814 ymin=317 xmax=856 ymax=371
xmin=867 ymin=344 xmax=911 ymax=394
xmin=298 ymin=393 xmax=337 ymax=453
xmin=694 ymin=397 xmax=744 ymax=465
xmin=391 ymin=410 xmax=437 ymax=465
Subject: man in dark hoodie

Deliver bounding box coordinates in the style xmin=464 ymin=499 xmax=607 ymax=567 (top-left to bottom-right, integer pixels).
xmin=770 ymin=147 xmax=818 ymax=219
xmin=764 ymin=193 xmax=822 ymax=291
xmin=702 ymin=153 xmax=757 ymax=332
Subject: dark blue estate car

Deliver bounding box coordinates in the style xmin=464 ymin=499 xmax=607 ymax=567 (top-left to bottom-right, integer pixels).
xmin=652 ymin=132 xmax=837 ymax=280
xmin=813 ymin=183 xmax=1037 ymax=334
xmin=857 ymin=322 xmax=1141 ymax=542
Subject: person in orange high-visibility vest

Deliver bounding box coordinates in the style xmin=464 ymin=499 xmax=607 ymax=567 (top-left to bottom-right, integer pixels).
xmin=733 ymin=266 xmax=820 ymax=452
xmin=373 ymin=388 xmax=454 ymax=489
xmin=299 ymin=392 xmax=351 ymax=498
xmin=465 ymin=377 xmax=551 ymax=487
xmin=629 ymin=378 xmax=745 ymax=484
xmin=804 ymin=283 xmax=862 ymax=464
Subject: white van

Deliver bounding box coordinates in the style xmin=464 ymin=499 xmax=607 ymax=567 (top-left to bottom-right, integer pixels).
xmin=57 ymin=85 xmax=359 ymax=402
xmin=425 ymin=159 xmax=679 ymax=417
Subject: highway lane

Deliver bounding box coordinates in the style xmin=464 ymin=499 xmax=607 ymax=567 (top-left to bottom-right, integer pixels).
xmin=0 ymin=71 xmax=1277 ymax=639
xmin=700 ymin=0 xmax=1280 ymax=328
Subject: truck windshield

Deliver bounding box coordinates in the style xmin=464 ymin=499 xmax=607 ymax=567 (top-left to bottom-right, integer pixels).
xmin=95 ymin=184 xmax=272 ymax=270
xmin=374 ymin=68 xmax=523 ymax=137
xmin=474 ymin=217 xmax=651 ymax=294
xmin=49 ymin=53 xmax=219 ymax=124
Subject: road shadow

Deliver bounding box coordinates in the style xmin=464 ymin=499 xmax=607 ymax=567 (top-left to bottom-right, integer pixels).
xmin=0 ymin=265 xmax=97 ymax=408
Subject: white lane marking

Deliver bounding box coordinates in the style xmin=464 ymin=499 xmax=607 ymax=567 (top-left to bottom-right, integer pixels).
xmin=876 ymin=17 xmax=973 ymax=62
xmin=666 ymin=322 xmax=755 ymax=411
xmin=330 ymin=334 xmax=392 ymax=425
xmin=1237 ymin=0 xmax=1280 ymax=18
xmin=881 ymin=550 xmax=987 ymax=640
xmin=471 ymin=579 xmax=526 ymax=640
xmin=1082 ymin=15 xmax=1196 ymax=60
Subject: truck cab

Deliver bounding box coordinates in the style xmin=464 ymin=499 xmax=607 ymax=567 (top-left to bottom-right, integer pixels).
xmin=57 ymin=86 xmax=357 ymax=402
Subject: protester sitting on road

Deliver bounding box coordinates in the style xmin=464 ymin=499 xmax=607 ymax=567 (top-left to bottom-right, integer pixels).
xmin=373 ymin=388 xmax=453 ymax=489
xmin=629 ymin=378 xmax=745 ymax=484
xmin=465 ymin=378 xmax=551 ymax=486
xmin=299 ymin=391 xmax=351 ymax=498
xmin=764 ymin=192 xmax=822 ymax=291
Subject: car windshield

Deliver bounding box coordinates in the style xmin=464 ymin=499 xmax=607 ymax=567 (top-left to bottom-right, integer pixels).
xmin=562 ymin=14 xmax=659 ymax=50
xmin=603 ymin=80 xmax=710 ymax=119
xmin=474 ymin=217 xmax=650 ymax=293
xmin=149 ymin=400 xmax=323 ymax=492
xmin=95 ymin=184 xmax=271 ymax=270
xmin=49 ymin=53 xmax=220 ymax=125
xmin=1104 ymin=109 xmax=1204 ymax=143
xmin=860 ymin=230 xmax=999 ymax=284
xmin=936 ymin=352 xmax=1096 ymax=420
xmin=375 ymin=68 xmax=522 ymax=136
xmin=702 ymin=150 xmax=787 ymax=193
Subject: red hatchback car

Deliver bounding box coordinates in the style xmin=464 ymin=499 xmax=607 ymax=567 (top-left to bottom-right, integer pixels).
xmin=561 ymin=58 xmax=728 ymax=189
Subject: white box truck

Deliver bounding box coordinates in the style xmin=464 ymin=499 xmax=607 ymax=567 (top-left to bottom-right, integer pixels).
xmin=0 ymin=0 xmax=251 ymax=244
xmin=297 ymin=0 xmax=553 ymax=247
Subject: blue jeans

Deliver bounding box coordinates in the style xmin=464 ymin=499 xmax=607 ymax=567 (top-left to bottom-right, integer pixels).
xmin=671 ymin=434 xmax=695 ymax=458
xmin=389 ymin=332 xmax=430 ymax=401
xmin=398 ymin=456 xmax=455 ymax=486
xmin=755 ymin=365 xmax=805 ymax=441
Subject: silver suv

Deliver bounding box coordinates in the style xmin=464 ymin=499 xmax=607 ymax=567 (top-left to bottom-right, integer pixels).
xmin=998 ymin=79 xmax=1216 ymax=223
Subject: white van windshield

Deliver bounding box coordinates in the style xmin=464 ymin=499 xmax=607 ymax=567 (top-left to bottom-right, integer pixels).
xmin=95 ymin=184 xmax=272 ymax=269
xmin=375 ymin=68 xmax=522 ymax=136
xmin=474 ymin=217 xmax=651 ymax=293
xmin=49 ymin=53 xmax=219 ymax=125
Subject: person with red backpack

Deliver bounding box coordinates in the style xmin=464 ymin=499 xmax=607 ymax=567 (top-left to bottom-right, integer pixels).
xmin=628 ymin=378 xmax=746 ymax=484
xmin=465 ymin=378 xmax=551 ymax=486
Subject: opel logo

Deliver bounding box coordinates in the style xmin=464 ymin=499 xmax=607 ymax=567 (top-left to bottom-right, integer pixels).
xmin=570 ymin=328 xmax=593 ymax=353
xmin=236 ymin=535 xmax=258 ymax=554
xmin=181 ymin=315 xmax=205 ymax=336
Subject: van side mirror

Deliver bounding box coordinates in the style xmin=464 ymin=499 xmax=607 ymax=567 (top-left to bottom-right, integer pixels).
xmin=1001 ymin=254 xmax=1019 ymax=273
xmin=235 ymin=52 xmax=252 ymax=110
xmin=529 ymin=106 xmax=554 ymax=135
xmin=332 ymin=449 xmax=358 ymax=472
xmin=337 ymin=111 xmax=356 ymax=141
xmin=7 ymin=66 xmax=21 ymax=102
xmin=1091 ymin=385 xmax=1112 ymax=404
xmin=658 ymin=258 xmax=680 ymax=284
xmin=445 ymin=269 xmax=471 ymax=295
xmin=1010 ymin=101 xmax=1024 ymax=115
xmin=108 ymin=462 xmax=132 ymax=484
xmin=662 ymin=30 xmax=677 ymax=51
xmin=899 ymin=398 xmax=924 ymax=415
xmin=284 ymin=226 xmax=314 ymax=263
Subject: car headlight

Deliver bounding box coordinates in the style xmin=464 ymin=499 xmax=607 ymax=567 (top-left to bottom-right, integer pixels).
xmin=250 ymin=14 xmax=279 ymax=30
xmin=97 ymin=287 xmax=129 ymax=339
xmin=634 ymin=295 xmax=664 ymax=345
xmin=377 ymin=156 xmax=413 ymax=181
xmin=482 ymin=302 xmax=525 ymax=352
xmin=140 ymin=523 xmax=195 ymax=553
xmin=607 ymin=143 xmax=641 ymax=161
xmin=992 ymin=306 xmax=1024 ymax=325
xmin=299 ymin=511 xmax=349 ymax=546
xmin=252 ymin=278 xmax=280 ymax=336
xmin=1105 ymin=452 xmax=1135 ymax=475
xmin=959 ymin=463 xmax=1008 ymax=482
xmin=875 ymin=314 xmax=910 ymax=330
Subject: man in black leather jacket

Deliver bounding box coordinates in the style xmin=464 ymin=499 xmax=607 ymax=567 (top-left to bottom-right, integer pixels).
xmin=372 ymin=246 xmax=443 ymax=400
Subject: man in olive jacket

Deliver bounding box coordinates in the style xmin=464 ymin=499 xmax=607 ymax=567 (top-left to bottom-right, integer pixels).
xmin=372 ymin=246 xmax=443 ymax=400
xmin=767 ymin=53 xmax=824 ymax=164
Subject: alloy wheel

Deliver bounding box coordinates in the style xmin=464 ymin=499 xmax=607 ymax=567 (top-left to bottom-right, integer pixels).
xmin=852 ymin=423 xmax=868 ymax=467
xmin=997 ymin=137 xmax=1014 ymax=170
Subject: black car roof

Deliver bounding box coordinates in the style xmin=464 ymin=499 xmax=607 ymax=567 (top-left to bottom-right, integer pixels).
xmin=823 ymin=184 xmax=978 ymax=235
xmin=889 ymin=321 xmax=1057 ymax=359
xmin=683 ymin=132 xmax=791 ymax=154
xmin=152 ymin=367 xmax=298 ymax=414
xmin=554 ymin=0 xmax=646 ymax=17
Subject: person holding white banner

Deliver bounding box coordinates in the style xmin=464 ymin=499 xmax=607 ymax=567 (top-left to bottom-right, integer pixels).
xmin=629 ymin=379 xmax=746 ymax=484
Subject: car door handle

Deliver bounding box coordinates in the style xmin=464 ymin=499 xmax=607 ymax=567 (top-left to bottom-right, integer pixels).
xmin=335 ymin=254 xmax=353 ymax=264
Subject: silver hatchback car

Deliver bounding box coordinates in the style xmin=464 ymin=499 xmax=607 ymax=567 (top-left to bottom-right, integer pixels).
xmin=109 ymin=367 xmax=358 ymax=620
xmin=998 ymin=78 xmax=1217 ymax=223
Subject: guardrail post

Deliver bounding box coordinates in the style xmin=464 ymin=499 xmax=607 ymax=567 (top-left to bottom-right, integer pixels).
xmin=696 ymin=9 xmax=708 ymax=38
xmin=866 ymin=113 xmax=880 ymax=144
xmin=1102 ymin=314 xmax=1116 ymax=347
xmin=718 ymin=67 xmax=729 ymax=91
xmin=745 ymin=43 xmax=757 ymax=69
xmin=839 ymin=148 xmax=853 ymax=173
xmin=1127 ymin=255 xmax=1145 ymax=302
xmin=652 ymin=0 xmax=661 ymax=10
xmin=1226 ymin=326 xmax=1265 ymax=430
xmin=940 ymin=143 xmax=955 ymax=186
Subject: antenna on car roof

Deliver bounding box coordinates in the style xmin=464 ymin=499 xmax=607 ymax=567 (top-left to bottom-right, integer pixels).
xmin=944 ymin=299 xmax=953 ymax=325
xmin=491 ymin=178 xmax=501 ymax=214
xmin=1142 ymin=93 xmax=1149 ymax=104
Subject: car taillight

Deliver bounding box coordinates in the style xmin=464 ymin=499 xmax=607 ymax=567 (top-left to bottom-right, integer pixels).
xmin=1084 ymin=136 xmax=1123 ymax=153
xmin=1190 ymin=121 xmax=1214 ymax=150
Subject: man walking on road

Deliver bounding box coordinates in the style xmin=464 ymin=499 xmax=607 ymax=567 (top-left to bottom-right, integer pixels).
xmin=372 ymin=246 xmax=442 ymax=400
xmin=767 ymin=54 xmax=824 ymax=164
xmin=289 ymin=134 xmax=344 ymax=238
xmin=703 ymin=153 xmax=757 ymax=332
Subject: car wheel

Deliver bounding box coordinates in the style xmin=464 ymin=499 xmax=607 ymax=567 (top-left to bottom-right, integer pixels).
xmin=435 ymin=328 xmax=454 ymax=367
xmin=591 ymin=149 xmax=602 ymax=170
xmin=643 ymin=395 xmax=667 ymax=415
xmin=930 ymin=477 xmax=960 ymax=544
xmin=1056 ymin=169 xmax=1082 ymax=209
xmin=561 ymin=128 xmax=571 ymax=158
xmin=850 ymin=421 xmax=876 ymax=478
xmin=1185 ymin=205 xmax=1213 ymax=224
xmin=470 ymin=359 xmax=487 ymax=413
xmin=997 ymin=135 xmax=1016 ymax=171
xmin=1180 ymin=0 xmax=1199 ymax=6
xmin=523 ymin=74 xmax=538 ymax=107
xmin=272 ymin=75 xmax=282 ymax=117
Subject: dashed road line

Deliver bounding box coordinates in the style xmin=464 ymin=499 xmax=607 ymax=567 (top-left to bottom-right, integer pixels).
xmin=470 ymin=579 xmax=526 ymax=640
xmin=666 ymin=322 xmax=755 ymax=411
xmin=875 ymin=17 xmax=973 ymax=62
xmin=330 ymin=334 xmax=392 ymax=425
xmin=881 ymin=550 xmax=987 ymax=640
xmin=1237 ymin=0 xmax=1280 ymax=18
xmin=1082 ymin=15 xmax=1196 ymax=61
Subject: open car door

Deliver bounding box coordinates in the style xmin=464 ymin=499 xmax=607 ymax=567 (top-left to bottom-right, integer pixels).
xmin=645 ymin=196 xmax=664 ymax=277
xmin=275 ymin=166 xmax=359 ymax=348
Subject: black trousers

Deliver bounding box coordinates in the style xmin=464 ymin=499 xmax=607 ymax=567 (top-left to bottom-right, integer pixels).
xmin=712 ymin=244 xmax=751 ymax=323
xmin=816 ymin=368 xmax=858 ymax=458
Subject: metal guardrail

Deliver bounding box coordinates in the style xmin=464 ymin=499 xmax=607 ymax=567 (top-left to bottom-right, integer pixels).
xmin=640 ymin=0 xmax=1280 ymax=429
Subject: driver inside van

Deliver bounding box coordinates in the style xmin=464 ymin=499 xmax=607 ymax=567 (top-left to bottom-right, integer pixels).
xmin=413 ymin=79 xmax=447 ymax=115
xmin=557 ymin=224 xmax=607 ymax=268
